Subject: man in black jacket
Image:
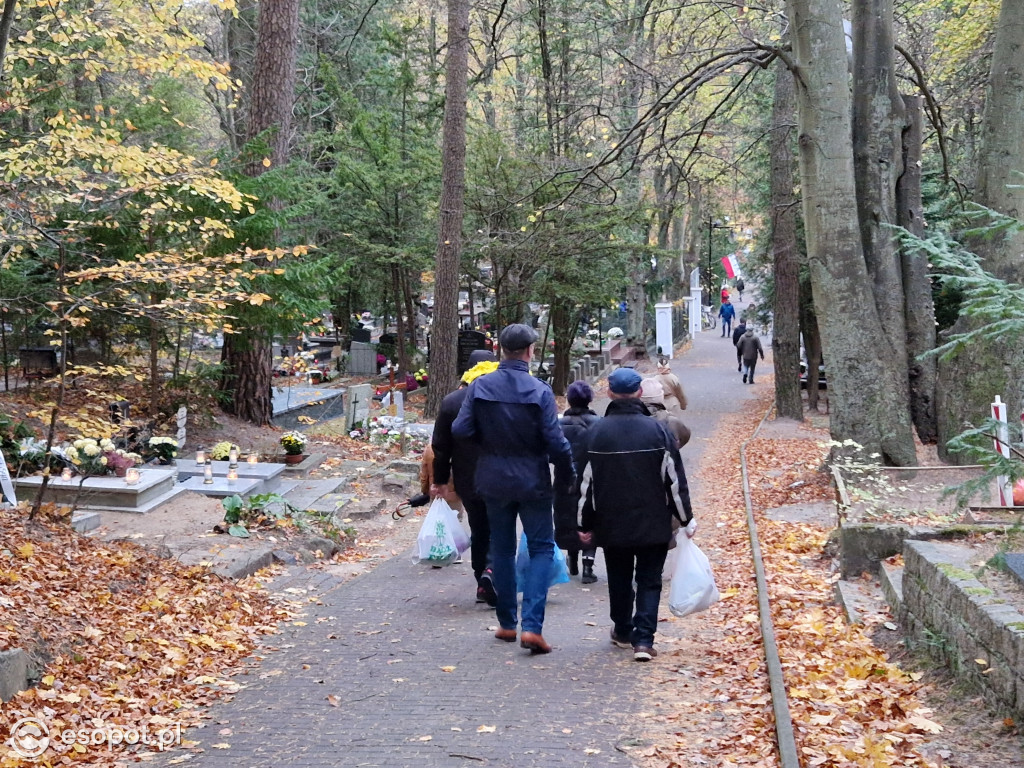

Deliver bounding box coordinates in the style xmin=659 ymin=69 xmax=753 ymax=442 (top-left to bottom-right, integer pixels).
xmin=578 ymin=367 xmax=694 ymax=661
xmin=431 ymin=350 xmax=497 ymax=606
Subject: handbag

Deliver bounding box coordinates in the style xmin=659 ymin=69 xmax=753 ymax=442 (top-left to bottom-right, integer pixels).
xmin=414 ymin=498 xmax=470 ymax=566
xmin=667 ymin=534 xmax=720 ymax=617
xmin=515 ymin=532 xmax=570 ymax=592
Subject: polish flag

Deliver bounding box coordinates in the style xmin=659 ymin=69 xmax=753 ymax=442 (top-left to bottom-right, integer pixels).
xmin=721 ymin=253 xmax=739 ymax=279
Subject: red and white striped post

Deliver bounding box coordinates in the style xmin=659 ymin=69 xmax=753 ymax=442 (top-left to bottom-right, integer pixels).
xmin=992 ymin=395 xmax=1012 ymax=506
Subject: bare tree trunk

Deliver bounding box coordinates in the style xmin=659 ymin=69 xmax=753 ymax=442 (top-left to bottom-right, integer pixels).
xmin=770 ymin=60 xmax=803 ymax=421
xmin=392 ymin=266 xmax=409 ymax=379
xmin=897 ymin=94 xmax=938 ymax=443
xmin=852 ymin=0 xmax=909 ymax=374
xmin=550 ymin=298 xmax=573 ymax=396
xmin=220 ymin=0 xmax=300 ymax=426
xmin=787 ymin=0 xmax=916 ymax=464
xmin=937 ymin=0 xmax=1024 ymax=455
xmin=0 ymin=0 xmax=18 ymax=77
xmin=426 ymin=0 xmax=470 ymax=417
xmin=799 ymin=281 xmax=823 ymax=413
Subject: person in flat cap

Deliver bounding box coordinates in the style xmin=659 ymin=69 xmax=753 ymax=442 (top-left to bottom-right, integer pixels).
xmin=577 ymin=366 xmax=693 ymax=661
xmin=429 ymin=349 xmax=499 ymax=607
xmin=555 ymin=381 xmax=601 ymax=584
xmin=452 ymin=323 xmax=574 ymax=654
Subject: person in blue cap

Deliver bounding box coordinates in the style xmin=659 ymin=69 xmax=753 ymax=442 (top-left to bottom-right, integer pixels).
xmin=452 ymin=323 xmax=575 ymax=654
xmin=577 ymin=367 xmax=694 ymax=661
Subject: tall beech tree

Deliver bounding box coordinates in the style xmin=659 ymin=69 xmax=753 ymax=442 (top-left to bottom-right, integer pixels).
xmin=220 ymin=0 xmax=301 ymax=425
xmin=937 ymin=0 xmax=1024 ymax=456
xmin=769 ymin=59 xmax=802 ymax=421
xmin=427 ymin=0 xmax=471 ymax=417
xmin=786 ymin=0 xmax=916 ymax=464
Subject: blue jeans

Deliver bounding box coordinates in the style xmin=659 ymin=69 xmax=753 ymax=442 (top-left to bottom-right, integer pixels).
xmin=721 ymin=318 xmax=732 ymax=336
xmin=484 ymin=496 xmax=555 ymax=634
xmin=604 ymin=544 xmax=669 ymax=648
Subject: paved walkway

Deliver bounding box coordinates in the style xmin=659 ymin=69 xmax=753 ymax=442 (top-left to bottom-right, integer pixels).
xmin=159 ymin=307 xmax=773 ymax=768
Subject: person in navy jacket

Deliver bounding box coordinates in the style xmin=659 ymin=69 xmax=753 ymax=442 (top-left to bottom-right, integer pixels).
xmin=452 ymin=323 xmax=574 ymax=654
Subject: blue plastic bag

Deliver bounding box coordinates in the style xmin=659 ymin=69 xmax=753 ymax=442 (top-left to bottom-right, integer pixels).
xmin=514 ymin=532 xmax=570 ymax=592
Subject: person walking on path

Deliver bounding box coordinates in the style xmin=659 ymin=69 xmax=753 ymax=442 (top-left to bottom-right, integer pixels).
xmin=654 ymin=359 xmax=687 ymax=414
xmin=640 ymin=379 xmax=691 ymax=448
xmin=731 ymin=317 xmax=747 ymax=371
xmin=555 ymin=381 xmax=600 ymax=584
xmin=718 ymin=299 xmax=736 ymax=338
xmin=736 ymin=326 xmax=765 ymax=384
xmin=452 ymin=323 xmax=575 ymax=654
xmin=735 ymin=277 xmax=745 ymax=302
xmin=430 ymin=350 xmax=499 ymax=606
xmin=577 ymin=368 xmax=693 ymax=662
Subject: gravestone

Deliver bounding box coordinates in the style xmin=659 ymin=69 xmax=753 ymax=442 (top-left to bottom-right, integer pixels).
xmin=347 ymin=341 xmax=378 ymax=375
xmin=175 ymin=406 xmax=187 ymax=450
xmin=351 ymin=327 xmax=371 ymax=344
xmin=457 ymin=330 xmax=488 ymax=374
xmin=344 ymin=384 xmax=373 ymax=431
xmin=0 ymin=451 xmax=16 ymax=505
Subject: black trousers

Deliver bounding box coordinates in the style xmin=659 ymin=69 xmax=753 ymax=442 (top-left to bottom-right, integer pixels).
xmin=463 ymin=496 xmax=491 ymax=581
xmin=603 ymin=544 xmax=669 ymax=648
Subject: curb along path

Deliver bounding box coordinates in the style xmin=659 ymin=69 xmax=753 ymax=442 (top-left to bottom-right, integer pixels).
xmin=156 ymin=319 xmax=774 ymax=768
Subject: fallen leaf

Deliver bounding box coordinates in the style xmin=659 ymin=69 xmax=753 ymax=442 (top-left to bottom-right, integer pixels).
xmin=477 ymin=725 xmax=496 ymax=733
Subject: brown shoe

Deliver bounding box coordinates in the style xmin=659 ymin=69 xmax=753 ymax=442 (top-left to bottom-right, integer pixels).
xmin=520 ymin=631 xmax=552 ymax=654
xmin=495 ymin=628 xmax=517 ymax=643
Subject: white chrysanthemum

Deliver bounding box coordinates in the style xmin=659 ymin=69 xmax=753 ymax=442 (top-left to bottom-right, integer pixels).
xmin=84 ymin=445 xmax=100 ymax=457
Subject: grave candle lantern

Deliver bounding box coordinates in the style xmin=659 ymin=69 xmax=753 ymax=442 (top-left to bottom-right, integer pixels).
xmin=203 ymin=463 xmax=214 ymax=484
xmin=247 ymin=453 xmax=259 ymax=464
xmin=196 ymin=448 xmax=206 ymax=465
xmin=226 ymin=469 xmax=238 ymax=484
xmin=125 ymin=468 xmax=141 ymax=485
xmin=61 ymin=467 xmax=72 ymax=482
xmin=228 ymin=446 xmax=239 ymax=468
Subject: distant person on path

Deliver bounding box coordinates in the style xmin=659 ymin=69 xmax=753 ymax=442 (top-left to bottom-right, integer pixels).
xmin=718 ymin=299 xmax=736 ymax=338
xmin=720 ymin=285 xmax=729 ymax=304
xmin=453 ymin=324 xmax=575 ymax=654
xmin=577 ymin=368 xmax=693 ymax=662
xmin=555 ymin=381 xmax=600 ymax=584
xmin=654 ymin=359 xmax=687 ymax=414
xmin=736 ymin=326 xmax=765 ymax=384
xmin=735 ymin=277 xmax=745 ymax=302
xmin=732 ymin=317 xmax=747 ymax=371
xmin=430 ymin=350 xmax=499 ymax=606
xmin=640 ymin=379 xmax=691 ymax=449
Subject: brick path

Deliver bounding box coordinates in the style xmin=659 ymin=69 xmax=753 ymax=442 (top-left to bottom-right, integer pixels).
xmin=158 ymin=308 xmax=771 ymax=768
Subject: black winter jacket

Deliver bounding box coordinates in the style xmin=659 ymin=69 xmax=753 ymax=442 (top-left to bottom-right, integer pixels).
xmin=431 ymin=386 xmax=482 ymax=503
xmin=553 ymin=408 xmax=600 ymax=549
xmin=579 ymin=398 xmax=692 ymax=548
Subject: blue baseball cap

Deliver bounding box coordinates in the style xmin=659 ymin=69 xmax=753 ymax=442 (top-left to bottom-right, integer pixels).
xmin=608 ymin=367 xmax=643 ymax=394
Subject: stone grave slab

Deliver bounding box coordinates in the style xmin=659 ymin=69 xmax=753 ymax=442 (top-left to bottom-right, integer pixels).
xmin=178 ymin=475 xmax=261 ymax=498
xmin=174 ymin=460 xmax=285 ymax=492
xmin=344 ymin=383 xmax=373 ymax=431
xmin=15 ymin=469 xmax=183 ymax=514
xmin=1006 ymin=553 xmax=1024 ymax=590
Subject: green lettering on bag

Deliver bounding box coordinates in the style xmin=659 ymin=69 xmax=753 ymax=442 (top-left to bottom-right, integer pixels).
xmin=427 ymin=520 xmax=456 ymax=562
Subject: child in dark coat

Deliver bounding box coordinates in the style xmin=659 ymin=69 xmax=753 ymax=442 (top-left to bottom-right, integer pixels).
xmin=555 ymin=381 xmax=600 ymax=583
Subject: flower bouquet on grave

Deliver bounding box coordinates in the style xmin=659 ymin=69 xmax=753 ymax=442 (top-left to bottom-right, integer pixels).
xmin=209 ymin=441 xmax=239 ymax=461
xmin=280 ymin=431 xmax=307 ymax=456
xmin=147 ymin=436 xmax=179 ymax=464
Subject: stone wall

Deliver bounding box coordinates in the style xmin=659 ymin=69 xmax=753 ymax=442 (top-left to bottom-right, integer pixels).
xmin=902 ymin=540 xmax=1024 ymax=716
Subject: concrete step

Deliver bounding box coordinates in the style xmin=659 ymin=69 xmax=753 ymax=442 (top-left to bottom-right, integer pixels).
xmin=281 ymin=478 xmax=346 ymax=510
xmin=834 ymin=578 xmax=883 ymax=625
xmin=879 ymin=562 xmax=904 ymax=617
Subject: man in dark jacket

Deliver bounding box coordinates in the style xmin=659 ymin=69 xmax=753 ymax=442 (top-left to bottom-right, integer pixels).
xmin=578 ymin=367 xmax=693 ymax=661
xmin=732 ymin=317 xmax=747 ymax=371
xmin=736 ymin=327 xmax=765 ymax=384
xmin=431 ymin=349 xmax=498 ymax=606
xmin=453 ymin=323 xmax=575 ymax=654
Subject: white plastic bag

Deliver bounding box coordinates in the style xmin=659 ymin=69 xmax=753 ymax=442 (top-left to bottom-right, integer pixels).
xmin=414 ymin=498 xmax=471 ymax=566
xmin=668 ymin=534 xmax=720 ymax=617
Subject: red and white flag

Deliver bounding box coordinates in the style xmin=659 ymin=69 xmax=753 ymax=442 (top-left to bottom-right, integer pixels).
xmin=721 ymin=253 xmax=740 ymax=279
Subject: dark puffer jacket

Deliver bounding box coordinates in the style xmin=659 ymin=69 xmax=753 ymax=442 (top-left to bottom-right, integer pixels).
xmin=553 ymin=407 xmax=599 ymax=549
xmin=579 ymin=398 xmax=692 ymax=548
